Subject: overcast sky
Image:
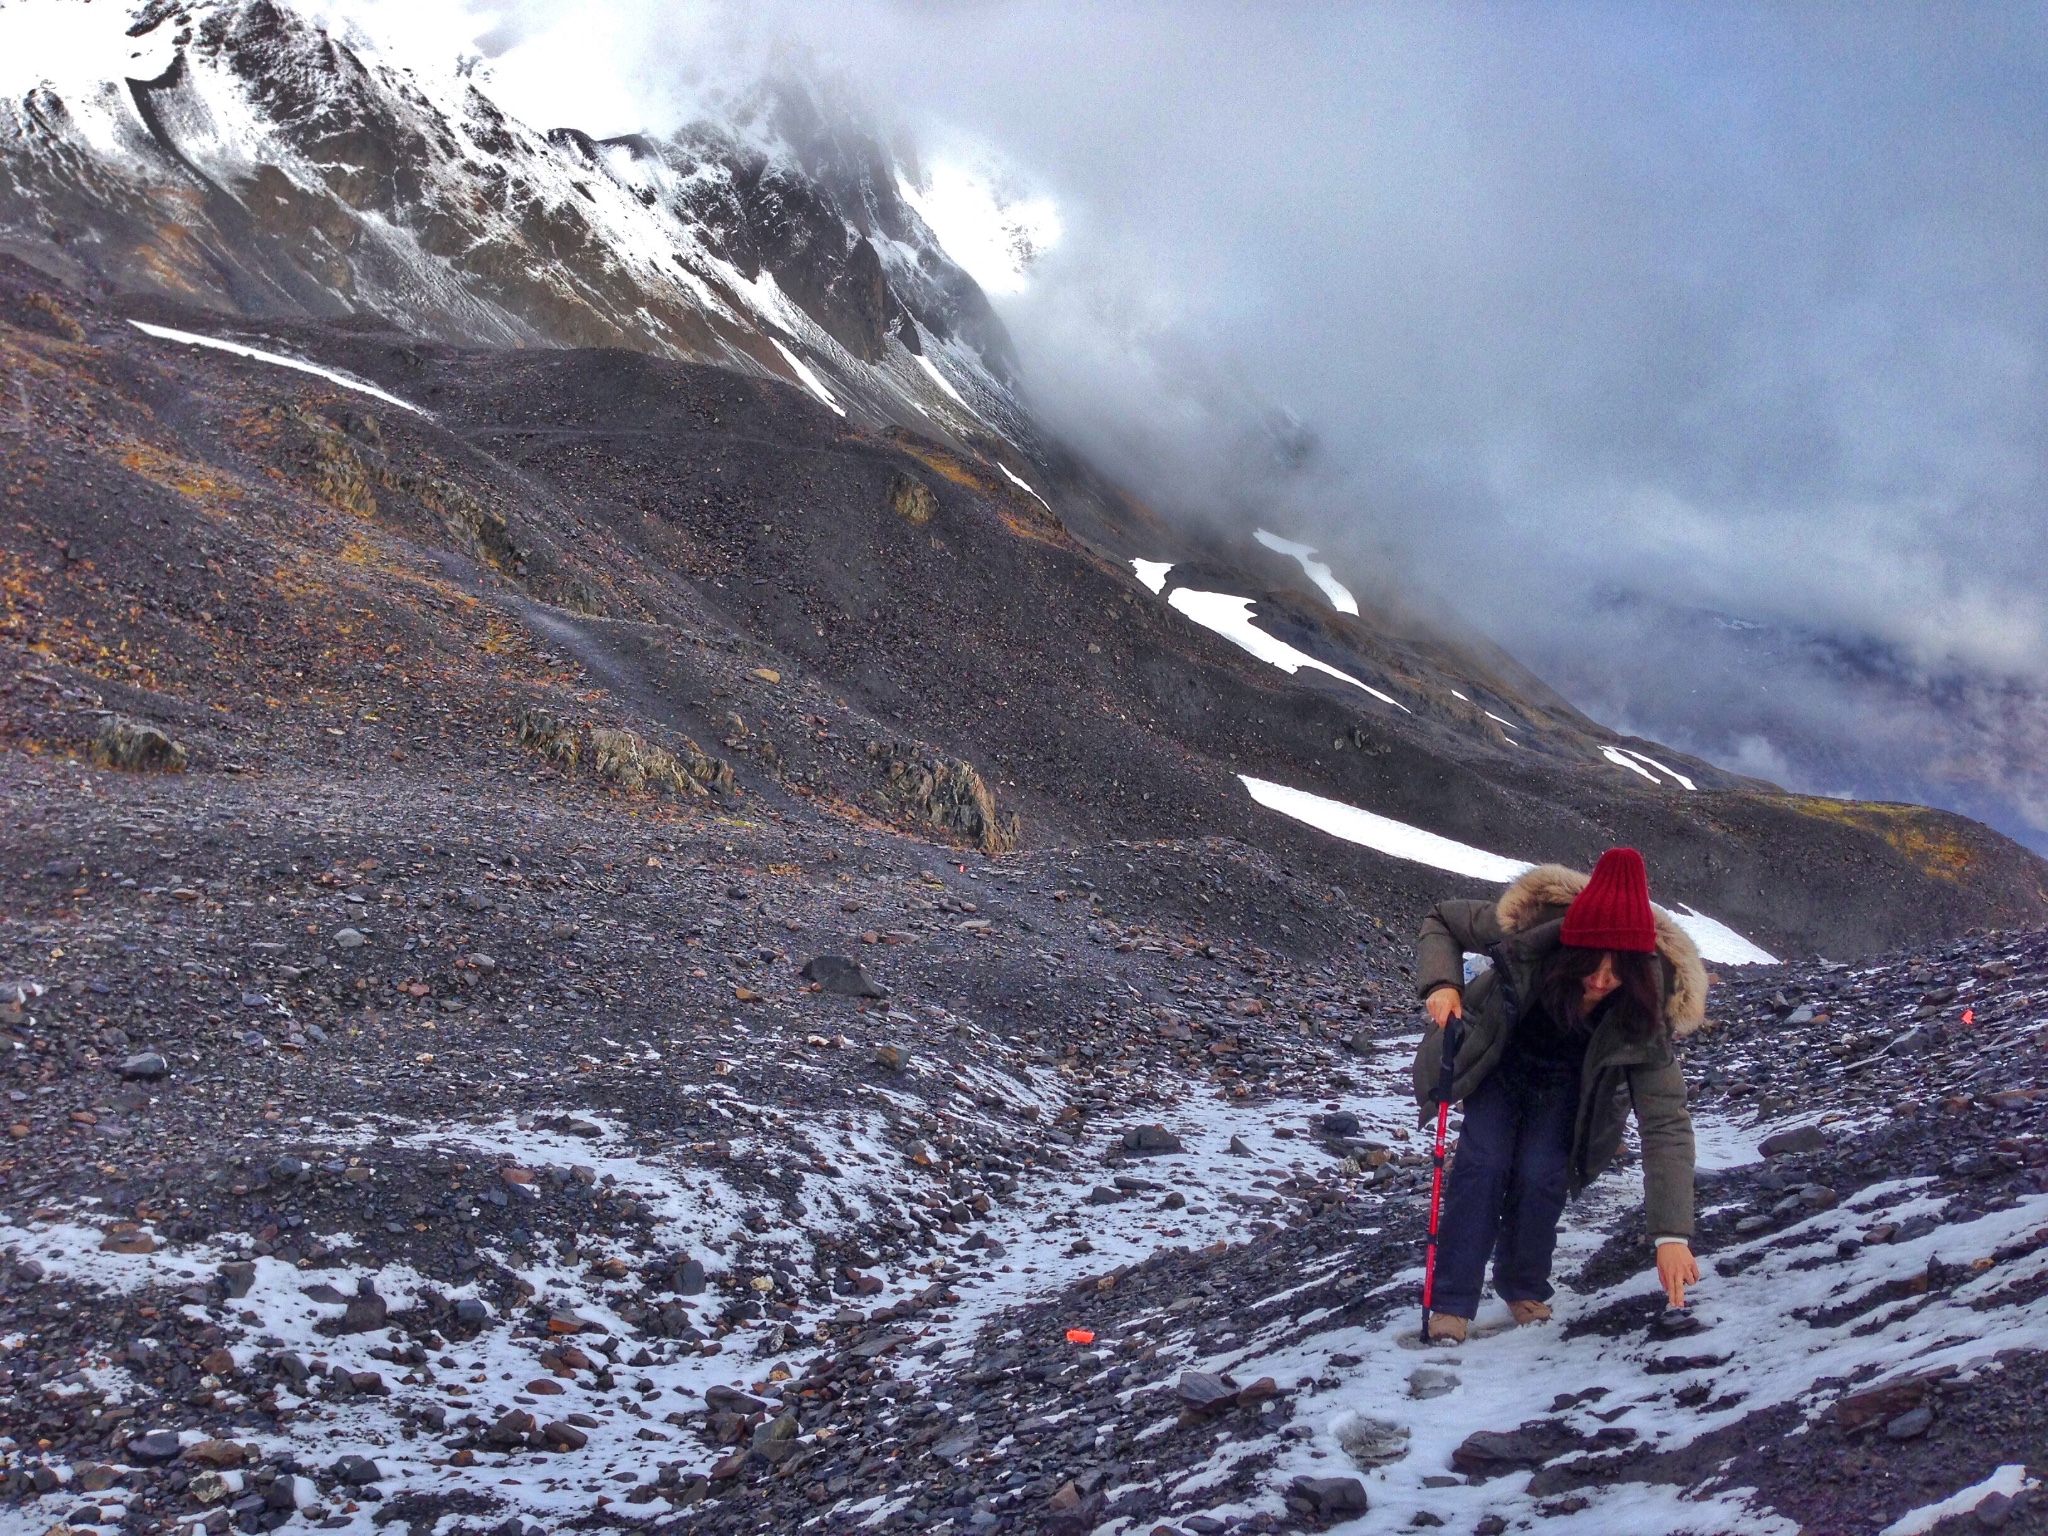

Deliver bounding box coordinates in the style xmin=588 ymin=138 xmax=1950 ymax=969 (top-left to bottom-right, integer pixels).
xmin=347 ymin=0 xmax=2048 ymax=846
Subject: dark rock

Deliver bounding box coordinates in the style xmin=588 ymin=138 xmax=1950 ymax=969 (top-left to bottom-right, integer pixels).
xmin=1759 ymin=1125 xmax=1827 ymax=1157
xmin=1235 ymin=1376 xmax=1280 ymax=1408
xmin=802 ymin=955 xmax=888 ymax=998
xmin=1323 ymin=1112 xmax=1361 ymax=1136
xmin=1884 ymin=1405 xmax=1934 ymax=1440
xmin=333 ymin=1455 xmax=383 ymax=1486
xmin=126 ymin=1430 xmax=183 ymax=1463
xmin=1833 ymin=1379 xmax=1929 ymax=1430
xmin=1290 ymin=1476 xmax=1369 ymax=1517
xmin=218 ymin=1261 xmax=256 ymax=1299
xmin=541 ymin=1421 xmax=588 ymax=1451
xmin=118 ymin=1052 xmax=169 ymax=1080
xmin=1450 ymin=1422 xmax=1588 ymax=1477
xmin=705 ymin=1385 xmax=767 ymax=1414
xmin=1122 ymin=1124 xmax=1184 ymax=1154
xmin=341 ymin=1279 xmax=389 ymax=1333
xmin=485 ymin=1411 xmax=537 ymax=1448
xmin=1649 ymin=1307 xmax=1706 ymax=1340
xmin=1975 ymin=1492 xmax=2014 ymax=1529
xmin=1174 ymin=1371 xmax=1236 ymax=1413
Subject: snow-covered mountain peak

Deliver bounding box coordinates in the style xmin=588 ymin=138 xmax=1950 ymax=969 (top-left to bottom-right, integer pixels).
xmin=0 ymin=0 xmax=1029 ymax=443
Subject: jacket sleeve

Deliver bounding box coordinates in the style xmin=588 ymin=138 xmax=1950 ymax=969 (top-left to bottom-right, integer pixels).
xmin=1415 ymin=899 xmax=1501 ymax=1001
xmin=1629 ymin=1060 xmax=1696 ymax=1242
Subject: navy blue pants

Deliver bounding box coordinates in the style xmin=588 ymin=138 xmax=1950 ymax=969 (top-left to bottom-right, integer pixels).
xmin=1430 ymin=1065 xmax=1577 ymax=1319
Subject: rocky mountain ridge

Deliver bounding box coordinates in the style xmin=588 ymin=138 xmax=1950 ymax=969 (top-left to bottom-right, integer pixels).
xmin=0 ymin=12 xmax=2044 ymax=1535
xmin=5 ymin=1 xmax=2047 ymax=958
xmin=0 ymin=0 xmax=1023 ymax=443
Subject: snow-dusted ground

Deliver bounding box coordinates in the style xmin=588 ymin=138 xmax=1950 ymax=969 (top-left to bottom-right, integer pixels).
xmin=0 ymin=1083 xmax=1398 ymax=1534
xmin=1881 ymin=1465 xmax=2039 ymax=1536
xmin=1250 ymin=1176 xmax=2048 ymax=1535
xmin=4 ymin=1010 xmax=2038 ymax=1536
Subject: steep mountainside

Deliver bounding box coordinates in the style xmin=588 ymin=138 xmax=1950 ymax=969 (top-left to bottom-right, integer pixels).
xmin=0 ymin=0 xmax=1024 ymax=442
xmin=4 ymin=0 xmax=2044 ymax=959
xmin=1 ymin=259 xmax=2043 ymax=961
xmin=0 ymin=13 xmax=2046 ymax=1536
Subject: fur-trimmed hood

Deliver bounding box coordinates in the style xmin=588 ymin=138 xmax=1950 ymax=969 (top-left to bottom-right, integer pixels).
xmin=1496 ymin=863 xmax=1709 ymax=1035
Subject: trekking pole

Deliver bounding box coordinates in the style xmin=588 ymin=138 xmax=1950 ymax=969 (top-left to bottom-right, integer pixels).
xmin=1419 ymin=1020 xmax=1462 ymax=1342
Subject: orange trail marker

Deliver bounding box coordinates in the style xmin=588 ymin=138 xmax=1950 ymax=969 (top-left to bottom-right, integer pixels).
xmin=1065 ymin=1329 xmax=1095 ymax=1345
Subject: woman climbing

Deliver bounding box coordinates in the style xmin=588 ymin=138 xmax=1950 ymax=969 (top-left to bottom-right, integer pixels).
xmin=1413 ymin=847 xmax=1704 ymax=1343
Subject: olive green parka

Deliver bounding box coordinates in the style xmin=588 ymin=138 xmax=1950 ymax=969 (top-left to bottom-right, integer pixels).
xmin=1412 ymin=864 xmax=1707 ymax=1241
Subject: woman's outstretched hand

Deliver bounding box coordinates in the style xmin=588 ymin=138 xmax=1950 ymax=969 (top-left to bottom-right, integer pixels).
xmin=1425 ymin=986 xmax=1463 ymax=1029
xmin=1657 ymin=1242 xmax=1701 ymax=1308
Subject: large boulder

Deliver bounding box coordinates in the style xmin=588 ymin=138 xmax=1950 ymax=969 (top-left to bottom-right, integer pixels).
xmin=802 ymin=955 xmax=888 ymax=998
xmin=90 ymin=717 xmax=186 ymax=773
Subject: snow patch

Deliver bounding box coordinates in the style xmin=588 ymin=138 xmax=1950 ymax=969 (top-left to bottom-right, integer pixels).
xmin=913 ymin=351 xmax=967 ymax=407
xmin=1673 ymin=904 xmax=1779 ymax=966
xmin=768 ymin=337 xmax=846 ymax=416
xmin=1131 ymin=559 xmax=1174 ymax=595
xmin=128 ymin=321 xmax=427 ymax=415
xmin=1880 ymin=1465 xmax=2038 ymax=1536
xmin=896 ymin=158 xmax=1060 ymax=299
xmin=1239 ymin=776 xmax=1780 ymax=966
xmin=1601 ymin=745 xmax=1662 ymax=784
xmin=1240 ymin=775 xmax=1534 ymax=884
xmin=1170 ymin=590 xmax=1408 ymax=710
xmin=997 ymin=461 xmax=1051 ymax=509
xmin=0 ymin=1 xmax=177 ymax=155
xmin=1623 ymin=748 xmax=1699 ymax=791
xmin=1253 ymin=529 xmax=1359 ymax=615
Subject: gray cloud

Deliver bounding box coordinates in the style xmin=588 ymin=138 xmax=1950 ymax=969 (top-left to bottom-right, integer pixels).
xmin=452 ymin=0 xmax=2048 ymax=847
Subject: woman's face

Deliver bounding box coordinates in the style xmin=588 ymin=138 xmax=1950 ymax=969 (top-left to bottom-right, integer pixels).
xmin=1582 ymin=951 xmax=1621 ymax=1008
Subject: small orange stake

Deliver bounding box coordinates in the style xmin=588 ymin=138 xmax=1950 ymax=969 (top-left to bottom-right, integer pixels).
xmin=1065 ymin=1329 xmax=1095 ymax=1345
xmin=1962 ymin=1008 xmax=1976 ymax=1025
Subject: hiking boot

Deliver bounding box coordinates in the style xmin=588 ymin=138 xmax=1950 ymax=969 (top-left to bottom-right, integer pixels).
xmin=1425 ymin=1313 xmax=1469 ymax=1344
xmin=1508 ymin=1300 xmax=1553 ymax=1325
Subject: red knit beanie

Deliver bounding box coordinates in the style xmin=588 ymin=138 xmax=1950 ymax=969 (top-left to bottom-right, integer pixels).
xmin=1560 ymin=847 xmax=1658 ymax=953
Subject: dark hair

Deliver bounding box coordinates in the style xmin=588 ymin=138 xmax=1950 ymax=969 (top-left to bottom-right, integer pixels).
xmin=1538 ymin=944 xmax=1664 ymax=1043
